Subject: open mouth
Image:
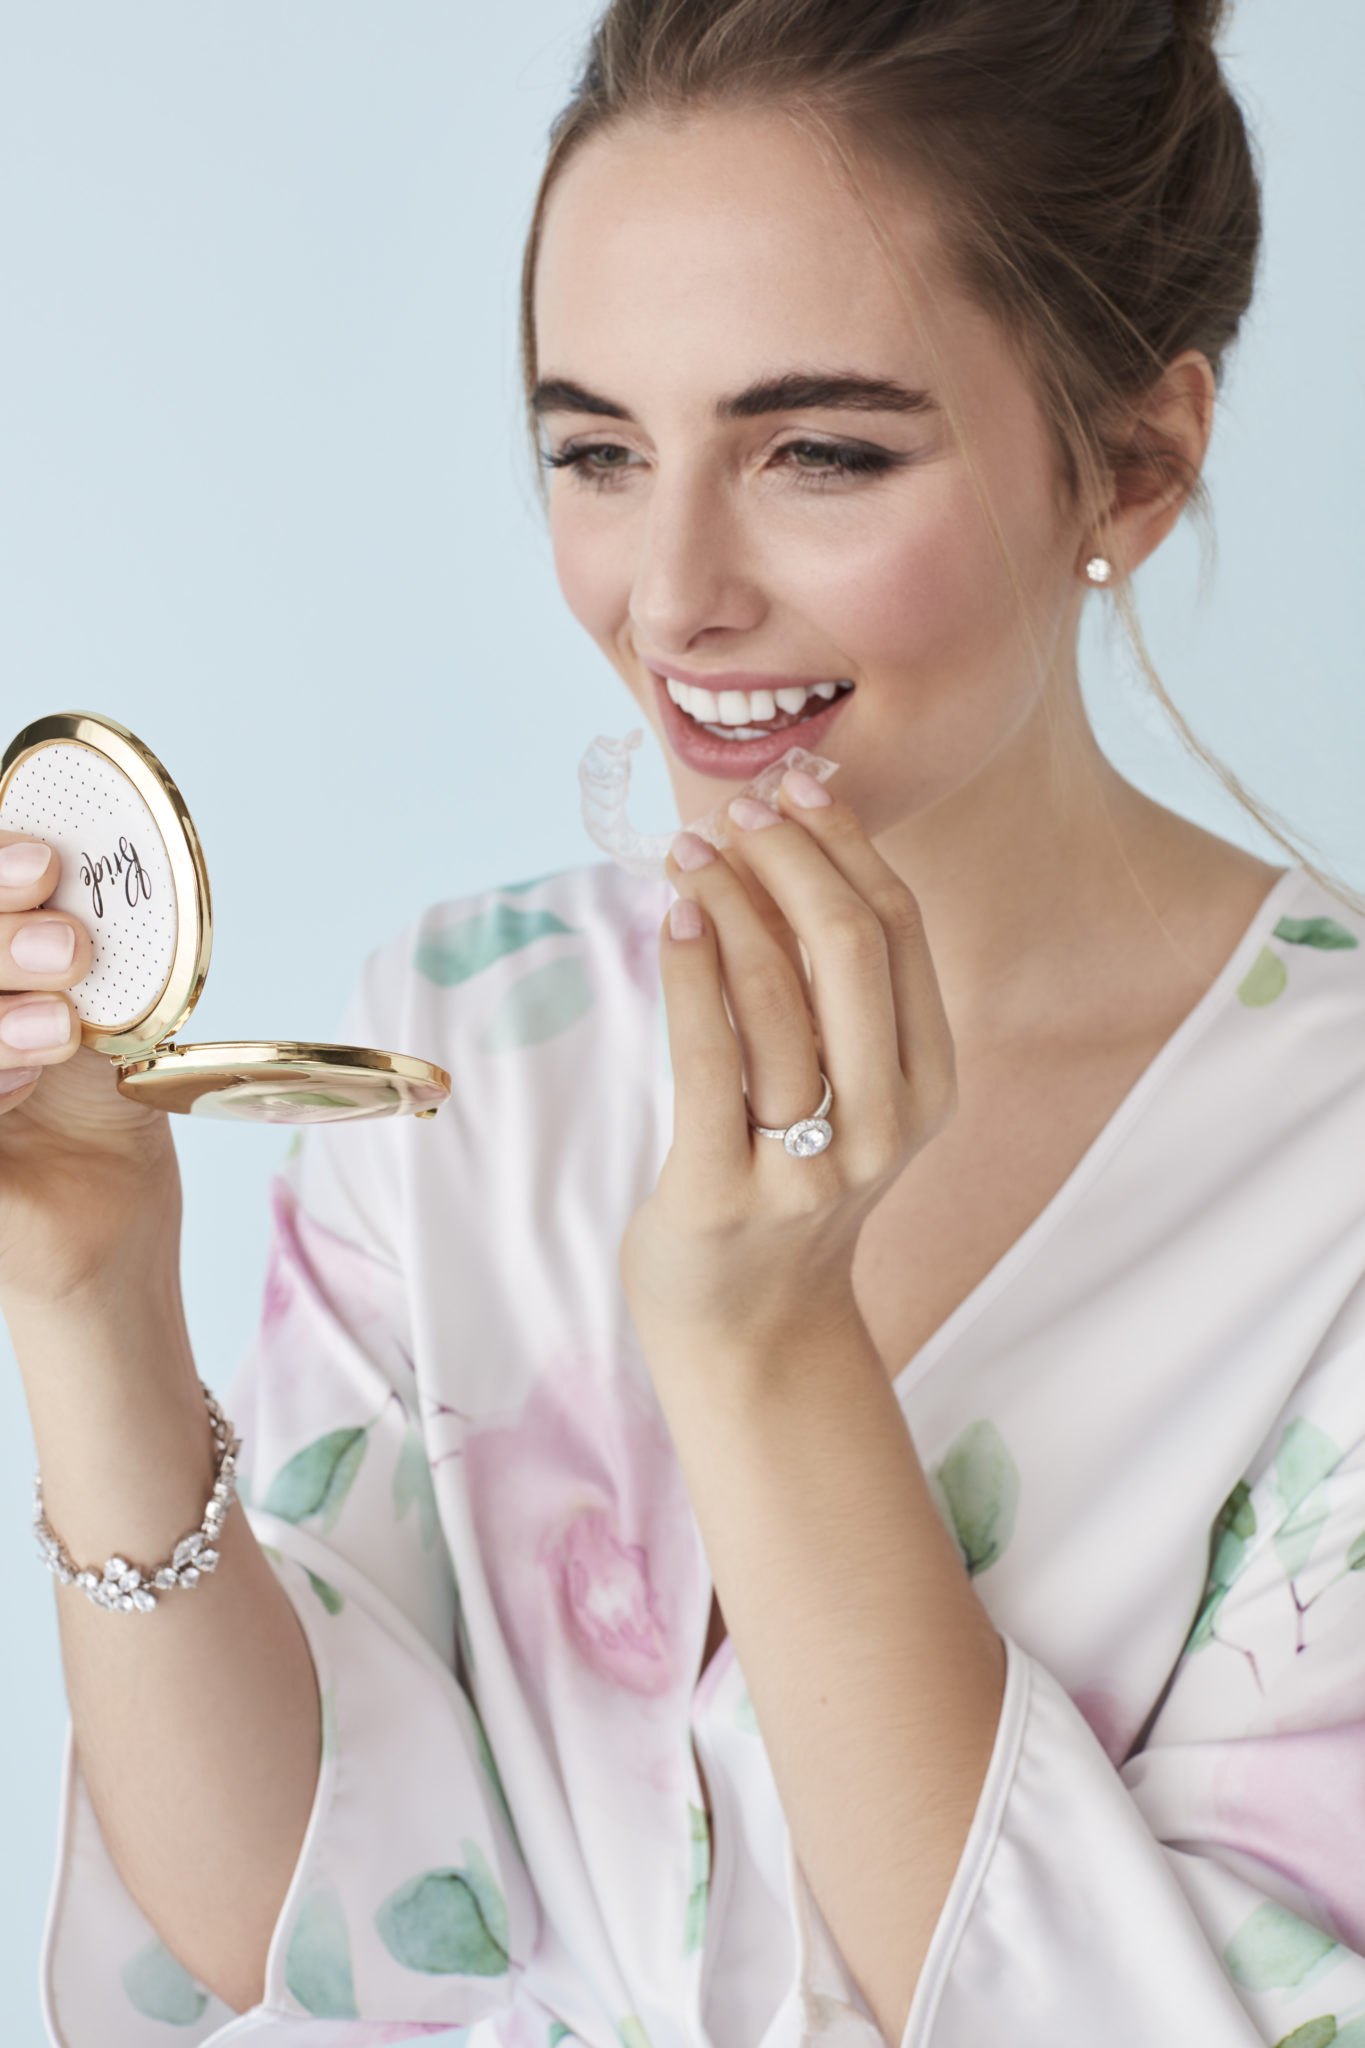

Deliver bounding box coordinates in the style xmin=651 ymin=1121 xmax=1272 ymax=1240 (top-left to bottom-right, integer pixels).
xmin=661 ymin=674 xmax=855 ymax=741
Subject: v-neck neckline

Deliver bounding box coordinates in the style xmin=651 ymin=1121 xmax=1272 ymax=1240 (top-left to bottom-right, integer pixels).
xmin=887 ymin=864 xmax=1308 ymax=1405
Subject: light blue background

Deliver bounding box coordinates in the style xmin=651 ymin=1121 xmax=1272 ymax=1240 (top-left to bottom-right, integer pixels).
xmin=1 ymin=4 xmax=1361 ymax=2039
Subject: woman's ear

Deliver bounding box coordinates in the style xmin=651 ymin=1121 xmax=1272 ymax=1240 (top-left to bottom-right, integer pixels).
xmin=1099 ymin=348 xmax=1218 ymax=577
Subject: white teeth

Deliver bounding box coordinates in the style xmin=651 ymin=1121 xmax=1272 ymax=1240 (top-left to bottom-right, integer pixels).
xmin=663 ymin=675 xmax=852 ymax=730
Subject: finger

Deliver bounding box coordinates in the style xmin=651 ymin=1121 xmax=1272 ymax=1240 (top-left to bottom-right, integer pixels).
xmin=0 ymin=910 xmax=92 ymax=991
xmin=712 ymin=842 xmax=812 ymax=1002
xmin=0 ymin=991 xmax=80 ymax=1065
xmin=769 ymin=776 xmax=954 ymax=1106
xmin=0 ymin=835 xmax=58 ymax=909
xmin=656 ymin=887 xmax=749 ymax=1172
xmin=722 ymin=795 xmax=905 ymax=1128
xmin=668 ymin=833 xmax=822 ymax=1135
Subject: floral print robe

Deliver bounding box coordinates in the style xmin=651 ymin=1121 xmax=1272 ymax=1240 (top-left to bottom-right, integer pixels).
xmin=40 ymin=861 xmax=1365 ymax=2048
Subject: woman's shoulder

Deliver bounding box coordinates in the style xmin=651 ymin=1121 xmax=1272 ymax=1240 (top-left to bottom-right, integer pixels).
xmin=344 ymin=858 xmax=673 ymax=1074
xmin=1231 ymin=867 xmax=1365 ymax=1053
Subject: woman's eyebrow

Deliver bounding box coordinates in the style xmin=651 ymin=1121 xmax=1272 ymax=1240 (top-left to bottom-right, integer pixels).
xmin=530 ymin=371 xmax=936 ymax=422
xmin=719 ymin=372 xmax=937 ymax=418
xmin=532 ymin=377 xmax=633 ymax=420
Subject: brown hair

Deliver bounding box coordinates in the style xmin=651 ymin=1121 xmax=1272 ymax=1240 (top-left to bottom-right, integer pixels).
xmin=520 ymin=0 xmax=1345 ymax=896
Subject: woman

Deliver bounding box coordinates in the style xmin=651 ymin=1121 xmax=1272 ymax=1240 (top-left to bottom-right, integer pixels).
xmin=10 ymin=2 xmax=1365 ymax=2044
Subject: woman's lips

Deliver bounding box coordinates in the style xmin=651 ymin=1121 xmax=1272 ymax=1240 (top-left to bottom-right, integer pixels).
xmin=650 ymin=671 xmax=852 ymax=781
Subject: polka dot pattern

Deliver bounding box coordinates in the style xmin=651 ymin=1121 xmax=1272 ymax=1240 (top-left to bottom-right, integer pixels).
xmin=0 ymin=742 xmax=179 ymax=1031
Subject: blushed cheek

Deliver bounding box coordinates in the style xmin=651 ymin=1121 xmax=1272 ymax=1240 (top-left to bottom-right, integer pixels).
xmin=793 ymin=498 xmax=1016 ymax=694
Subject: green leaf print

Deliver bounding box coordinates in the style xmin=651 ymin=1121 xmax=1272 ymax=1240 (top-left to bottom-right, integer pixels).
xmin=1212 ymin=1479 xmax=1257 ymax=1579
xmin=1271 ymin=1420 xmax=1340 ymax=1579
xmin=285 ymin=1887 xmax=359 ymax=2017
xmin=264 ymin=1426 xmax=369 ymax=1533
xmin=1186 ymin=1581 xmax=1228 ymax=1653
xmin=305 ymin=1568 xmax=345 ymax=1616
xmin=1347 ymin=1529 xmax=1365 ymax=1572
xmin=1274 ymin=916 xmax=1359 ymax=951
xmin=375 ymin=1841 xmax=510 ymax=1976
xmin=478 ymin=955 xmax=595 ymax=1054
xmin=1186 ymin=1479 xmax=1258 ymax=1652
xmin=684 ymin=1883 xmax=708 ymax=1958
xmin=1272 ymin=2021 xmax=1338 ymax=2048
xmin=549 ymin=2028 xmax=574 ymax=2047
xmin=734 ymin=1687 xmax=759 ymax=1735
xmin=1276 ymin=1419 xmax=1340 ymax=1512
xmin=393 ymin=1426 xmax=441 ymax=1549
xmin=121 ymin=1938 xmax=209 ymax=2025
xmin=1237 ymin=946 xmax=1288 ymax=1008
xmin=931 ymin=1419 xmax=1020 ymax=1576
xmin=415 ymin=905 xmax=576 ymax=987
xmin=1224 ymin=1902 xmax=1340 ymax=1992
xmin=618 ymin=2023 xmax=655 ymax=2048
xmin=684 ymin=1800 xmax=710 ymax=1957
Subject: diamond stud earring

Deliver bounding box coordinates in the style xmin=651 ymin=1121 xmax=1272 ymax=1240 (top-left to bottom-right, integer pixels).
xmin=1085 ymin=556 xmax=1114 ymax=586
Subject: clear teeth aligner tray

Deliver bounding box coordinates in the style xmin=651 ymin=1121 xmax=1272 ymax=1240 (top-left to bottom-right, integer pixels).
xmin=578 ymin=729 xmax=841 ymax=881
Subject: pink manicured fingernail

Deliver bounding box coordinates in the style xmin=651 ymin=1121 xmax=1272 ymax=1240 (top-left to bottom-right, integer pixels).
xmin=728 ymin=796 xmax=780 ymax=831
xmin=669 ymin=897 xmax=704 ymax=941
xmin=1 ymin=1001 xmax=71 ymax=1050
xmin=10 ymin=919 xmax=75 ymax=971
xmin=0 ymin=1066 xmax=41 ymax=1096
xmin=0 ymin=840 xmax=51 ymax=887
xmin=781 ymin=769 xmax=832 ymax=809
xmin=671 ymin=831 xmax=717 ymax=871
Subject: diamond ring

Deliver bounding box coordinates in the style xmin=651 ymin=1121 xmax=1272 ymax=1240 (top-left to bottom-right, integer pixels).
xmin=747 ymin=1072 xmax=834 ymax=1157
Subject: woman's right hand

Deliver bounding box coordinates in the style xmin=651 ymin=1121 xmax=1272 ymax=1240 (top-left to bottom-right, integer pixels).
xmin=0 ymin=831 xmax=182 ymax=1312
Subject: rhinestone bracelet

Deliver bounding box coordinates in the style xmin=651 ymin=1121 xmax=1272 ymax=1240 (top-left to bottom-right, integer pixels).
xmin=33 ymin=1379 xmax=240 ymax=1614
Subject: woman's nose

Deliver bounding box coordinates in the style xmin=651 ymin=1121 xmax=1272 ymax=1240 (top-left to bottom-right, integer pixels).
xmin=628 ymin=475 xmax=766 ymax=654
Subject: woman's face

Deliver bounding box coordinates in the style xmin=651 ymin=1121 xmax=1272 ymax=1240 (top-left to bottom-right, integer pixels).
xmin=533 ymin=108 xmax=1089 ymax=841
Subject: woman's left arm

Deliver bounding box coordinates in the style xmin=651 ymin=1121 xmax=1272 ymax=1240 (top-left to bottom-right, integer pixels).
xmin=619 ymin=773 xmax=1007 ymax=2046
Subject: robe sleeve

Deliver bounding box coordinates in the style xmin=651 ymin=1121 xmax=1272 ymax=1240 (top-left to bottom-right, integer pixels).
xmin=781 ymin=1281 xmax=1365 ymax=2048
xmin=41 ymin=946 xmax=541 ymax=2048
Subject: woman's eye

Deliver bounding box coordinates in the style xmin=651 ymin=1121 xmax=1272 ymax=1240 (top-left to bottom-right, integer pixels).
xmin=542 ymin=442 xmax=641 ymax=485
xmin=776 ymin=439 xmax=904 ymax=482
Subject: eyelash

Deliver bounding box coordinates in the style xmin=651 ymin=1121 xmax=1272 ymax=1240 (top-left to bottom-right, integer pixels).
xmin=541 ymin=438 xmax=907 ymax=489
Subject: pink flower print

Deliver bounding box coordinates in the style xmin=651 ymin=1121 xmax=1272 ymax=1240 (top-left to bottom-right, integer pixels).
xmin=262 ymin=1210 xmax=295 ymax=1333
xmin=550 ymin=1505 xmax=670 ymax=1691
xmin=1209 ymin=1722 xmax=1365 ymax=1952
xmin=464 ymin=1356 xmax=703 ymax=1708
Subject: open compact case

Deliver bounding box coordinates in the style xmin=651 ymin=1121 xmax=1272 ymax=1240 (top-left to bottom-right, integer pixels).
xmin=0 ymin=711 xmax=451 ymax=1124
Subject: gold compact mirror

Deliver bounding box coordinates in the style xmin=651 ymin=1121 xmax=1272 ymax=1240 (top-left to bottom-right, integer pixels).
xmin=0 ymin=711 xmax=451 ymax=1124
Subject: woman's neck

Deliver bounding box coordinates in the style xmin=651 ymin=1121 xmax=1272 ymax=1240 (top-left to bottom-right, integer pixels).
xmin=873 ymin=693 xmax=1285 ymax=1060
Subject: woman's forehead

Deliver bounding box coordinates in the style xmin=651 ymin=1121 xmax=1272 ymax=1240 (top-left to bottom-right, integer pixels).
xmin=534 ymin=108 xmax=952 ymax=376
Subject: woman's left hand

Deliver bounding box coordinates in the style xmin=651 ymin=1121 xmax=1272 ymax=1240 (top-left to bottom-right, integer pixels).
xmin=620 ymin=768 xmax=959 ymax=1379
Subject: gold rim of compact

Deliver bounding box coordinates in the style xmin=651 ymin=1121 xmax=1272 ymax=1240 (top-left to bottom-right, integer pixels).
xmin=0 ymin=711 xmax=450 ymax=1124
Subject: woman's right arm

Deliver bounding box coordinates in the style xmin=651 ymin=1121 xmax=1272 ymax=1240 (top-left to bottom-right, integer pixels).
xmin=0 ymin=831 xmax=321 ymax=2014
